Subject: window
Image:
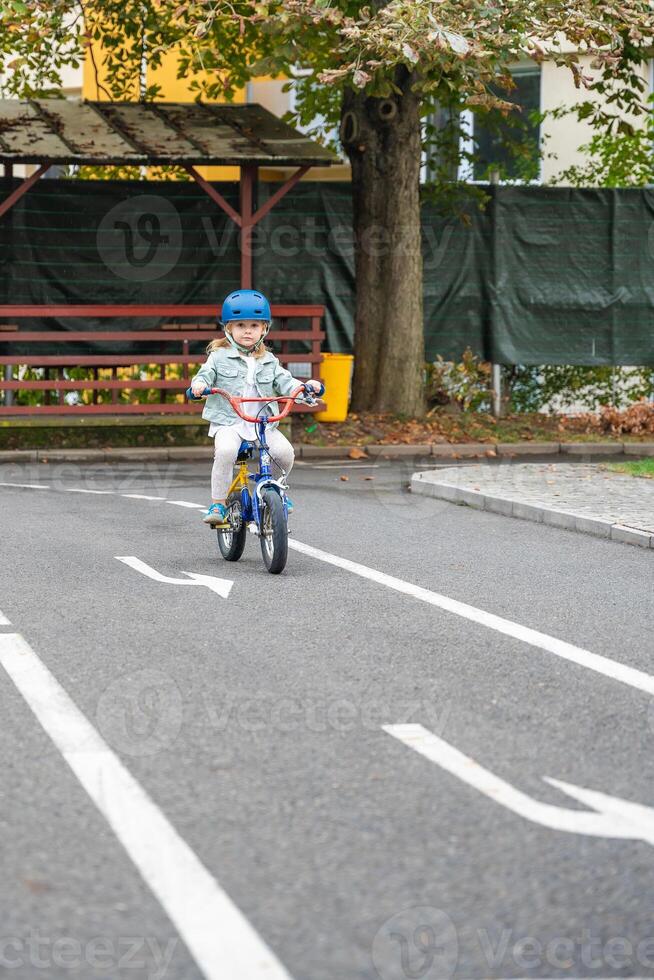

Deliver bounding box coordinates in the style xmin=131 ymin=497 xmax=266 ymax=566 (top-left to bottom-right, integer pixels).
xmin=471 ymin=65 xmax=542 ymax=182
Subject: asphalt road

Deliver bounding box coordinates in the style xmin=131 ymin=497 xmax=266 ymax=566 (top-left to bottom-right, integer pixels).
xmin=0 ymin=453 xmax=653 ymax=980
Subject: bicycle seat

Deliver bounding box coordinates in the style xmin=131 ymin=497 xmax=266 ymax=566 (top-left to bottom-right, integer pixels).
xmin=236 ymin=440 xmax=254 ymax=462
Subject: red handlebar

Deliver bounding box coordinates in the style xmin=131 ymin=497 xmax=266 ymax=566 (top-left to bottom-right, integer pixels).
xmin=204 ymin=385 xmax=308 ymax=423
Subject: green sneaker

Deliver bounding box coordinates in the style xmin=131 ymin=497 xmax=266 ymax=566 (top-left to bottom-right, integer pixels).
xmin=203 ymin=502 xmax=229 ymax=526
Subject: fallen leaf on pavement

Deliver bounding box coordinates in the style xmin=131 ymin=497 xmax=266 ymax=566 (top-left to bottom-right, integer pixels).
xmin=340 ymin=475 xmax=349 ymax=481
xmin=348 ymin=448 xmax=368 ymax=459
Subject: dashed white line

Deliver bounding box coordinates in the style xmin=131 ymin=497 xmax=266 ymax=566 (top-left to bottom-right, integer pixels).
xmin=0 ymin=482 xmax=49 ymax=489
xmin=0 ymin=611 xmax=11 ymax=626
xmin=64 ymin=488 xmax=115 ymax=495
xmin=0 ymin=632 xmax=292 ymax=980
xmin=167 ymin=500 xmax=206 ymax=509
xmin=122 ymin=494 xmax=166 ymax=501
xmin=288 ymin=539 xmax=654 ymax=697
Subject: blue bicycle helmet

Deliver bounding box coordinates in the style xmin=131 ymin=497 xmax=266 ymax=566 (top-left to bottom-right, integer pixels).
xmin=219 ymin=289 xmax=272 ymax=354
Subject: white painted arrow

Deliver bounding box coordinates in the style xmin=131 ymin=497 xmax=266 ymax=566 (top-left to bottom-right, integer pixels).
xmin=385 ymin=724 xmax=654 ymax=843
xmin=115 ymin=556 xmax=233 ymax=599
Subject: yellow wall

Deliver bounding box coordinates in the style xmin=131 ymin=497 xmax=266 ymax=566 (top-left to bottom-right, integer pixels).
xmin=79 ymin=19 xmax=347 ymax=184
xmin=81 ymin=34 xmax=245 ymax=181
xmin=82 ymin=32 xmax=140 ymax=101
xmin=146 ymin=49 xmax=244 ymax=181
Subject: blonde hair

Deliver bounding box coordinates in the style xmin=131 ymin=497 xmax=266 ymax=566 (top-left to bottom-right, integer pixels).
xmin=206 ymin=323 xmax=270 ymax=358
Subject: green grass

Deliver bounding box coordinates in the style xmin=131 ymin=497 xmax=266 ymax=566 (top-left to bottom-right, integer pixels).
xmin=608 ymin=458 xmax=654 ymax=479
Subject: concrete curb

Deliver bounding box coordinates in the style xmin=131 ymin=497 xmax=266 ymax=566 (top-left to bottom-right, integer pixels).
xmin=1 ymin=440 xmax=654 ymax=465
xmin=560 ymin=442 xmax=625 ymax=456
xmin=410 ymin=473 xmax=654 ymax=550
xmin=0 ymin=446 xmax=215 ymax=463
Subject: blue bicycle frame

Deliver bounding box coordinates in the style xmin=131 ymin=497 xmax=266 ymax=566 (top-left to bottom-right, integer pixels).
xmin=186 ymin=383 xmax=322 ymax=529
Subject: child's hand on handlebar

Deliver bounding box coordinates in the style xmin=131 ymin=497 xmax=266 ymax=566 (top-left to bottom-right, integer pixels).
xmin=305 ymin=379 xmax=322 ymax=392
xmin=192 ymin=382 xmax=208 ymax=397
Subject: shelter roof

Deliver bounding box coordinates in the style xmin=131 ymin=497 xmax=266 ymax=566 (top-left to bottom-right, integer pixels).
xmin=0 ymin=99 xmax=338 ymax=167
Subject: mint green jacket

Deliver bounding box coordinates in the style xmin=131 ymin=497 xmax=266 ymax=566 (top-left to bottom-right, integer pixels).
xmin=191 ymin=347 xmax=304 ymax=429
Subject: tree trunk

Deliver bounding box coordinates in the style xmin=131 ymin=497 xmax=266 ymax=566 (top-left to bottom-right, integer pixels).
xmin=341 ymin=67 xmax=425 ymax=416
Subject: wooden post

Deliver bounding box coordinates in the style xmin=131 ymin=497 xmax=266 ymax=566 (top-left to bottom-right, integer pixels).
xmin=182 ymin=339 xmax=190 ymax=384
xmin=0 ymin=164 xmax=48 ymax=220
xmin=240 ymin=164 xmax=257 ymax=288
xmin=311 ymin=316 xmax=323 ymax=385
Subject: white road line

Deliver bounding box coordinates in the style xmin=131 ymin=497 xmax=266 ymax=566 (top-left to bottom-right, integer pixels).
xmin=0 ymin=633 xmax=291 ymax=980
xmin=288 ymin=539 xmax=654 ymax=697
xmin=167 ymin=500 xmax=206 ymax=509
xmin=0 ymin=611 xmax=10 ymax=626
xmin=122 ymin=494 xmax=166 ymax=501
xmin=0 ymin=482 xmax=49 ymax=489
xmin=64 ymin=488 xmax=115 ymax=495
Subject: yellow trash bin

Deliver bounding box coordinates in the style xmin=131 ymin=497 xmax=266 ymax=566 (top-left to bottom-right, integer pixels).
xmin=315 ymin=353 xmax=354 ymax=422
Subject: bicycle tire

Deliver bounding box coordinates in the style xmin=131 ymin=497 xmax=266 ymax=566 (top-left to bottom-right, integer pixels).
xmin=217 ymin=492 xmax=247 ymax=562
xmin=259 ymin=488 xmax=288 ymax=574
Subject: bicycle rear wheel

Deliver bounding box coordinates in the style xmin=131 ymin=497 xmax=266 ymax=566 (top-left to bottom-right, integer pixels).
xmin=217 ymin=492 xmax=247 ymax=562
xmin=259 ymin=488 xmax=288 ymax=574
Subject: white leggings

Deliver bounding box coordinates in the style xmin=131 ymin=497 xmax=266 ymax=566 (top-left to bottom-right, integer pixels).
xmin=211 ymin=425 xmax=295 ymax=500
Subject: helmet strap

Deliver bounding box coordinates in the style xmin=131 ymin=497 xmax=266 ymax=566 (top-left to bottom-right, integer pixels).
xmin=223 ymin=322 xmax=270 ymax=355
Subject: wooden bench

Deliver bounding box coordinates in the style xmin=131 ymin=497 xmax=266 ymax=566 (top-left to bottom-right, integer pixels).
xmin=0 ymin=304 xmax=325 ymax=415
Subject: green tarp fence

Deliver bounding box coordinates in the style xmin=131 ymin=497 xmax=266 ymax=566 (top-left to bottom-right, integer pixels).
xmin=2 ymin=177 xmax=654 ymax=365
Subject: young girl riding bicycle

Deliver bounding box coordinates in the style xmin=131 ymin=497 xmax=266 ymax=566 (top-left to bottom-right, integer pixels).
xmin=191 ymin=289 xmax=323 ymax=526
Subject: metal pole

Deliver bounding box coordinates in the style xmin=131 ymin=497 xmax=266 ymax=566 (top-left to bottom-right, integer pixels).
xmin=4 ymin=161 xmax=14 ymax=406
xmin=489 ymin=168 xmax=502 ymax=418
xmin=4 ymin=365 xmax=13 ymax=407
xmin=492 ymin=363 xmax=502 ymax=418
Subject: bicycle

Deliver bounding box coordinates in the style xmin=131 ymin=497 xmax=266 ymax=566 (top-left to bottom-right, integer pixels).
xmin=186 ymin=383 xmax=323 ymax=574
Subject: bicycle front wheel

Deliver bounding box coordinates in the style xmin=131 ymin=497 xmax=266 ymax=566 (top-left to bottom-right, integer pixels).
xmin=259 ymin=488 xmax=288 ymax=574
